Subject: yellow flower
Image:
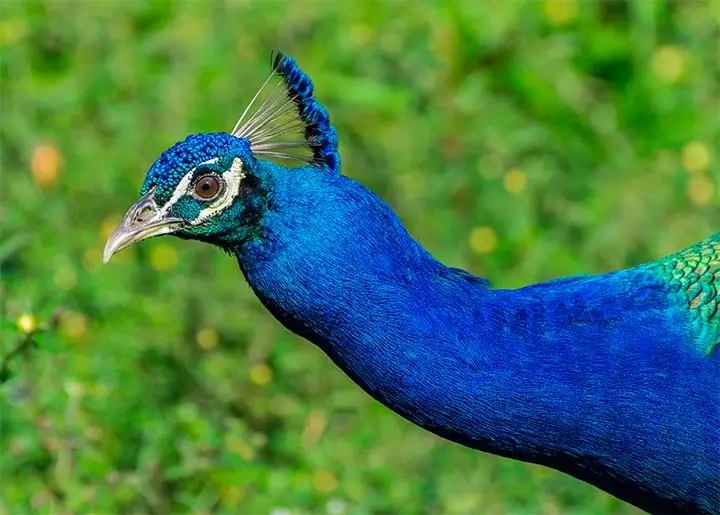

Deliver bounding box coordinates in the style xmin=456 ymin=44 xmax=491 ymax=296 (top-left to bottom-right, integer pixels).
xmin=651 ymin=45 xmax=686 ymax=84
xmin=681 ymin=141 xmax=711 ymax=174
xmin=0 ymin=18 xmax=28 ymax=47
xmin=469 ymin=226 xmax=498 ymax=255
xmin=687 ymin=175 xmax=714 ymax=206
xmin=30 ymin=143 xmax=63 ymax=190
xmin=59 ymin=311 xmax=89 ymax=341
xmin=503 ymin=169 xmax=527 ymax=195
xmin=542 ymin=0 xmax=577 ymax=26
xmin=219 ymin=485 xmax=244 ymax=505
xmin=302 ymin=410 xmax=328 ymax=449
xmin=249 ymin=363 xmax=273 ymax=386
xmin=16 ymin=313 xmax=36 ymax=334
xmin=196 ymin=327 xmax=219 ymax=351
xmin=149 ymin=243 xmax=178 ymax=272
xmin=313 ymin=470 xmax=338 ymax=494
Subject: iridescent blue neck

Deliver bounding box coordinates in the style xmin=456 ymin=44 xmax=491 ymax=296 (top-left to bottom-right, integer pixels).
xmin=232 ymin=162 xmax=719 ymax=514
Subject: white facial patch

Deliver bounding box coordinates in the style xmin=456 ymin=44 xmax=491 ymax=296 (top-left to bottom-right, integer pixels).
xmin=159 ymin=157 xmax=246 ymax=224
xmin=193 ymin=158 xmax=245 ymax=224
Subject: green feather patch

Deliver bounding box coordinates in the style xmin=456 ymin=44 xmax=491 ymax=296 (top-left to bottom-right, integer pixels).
xmin=654 ymin=233 xmax=720 ymax=355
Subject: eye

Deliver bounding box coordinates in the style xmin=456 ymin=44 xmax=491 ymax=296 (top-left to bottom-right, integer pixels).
xmin=193 ymin=174 xmax=223 ymax=201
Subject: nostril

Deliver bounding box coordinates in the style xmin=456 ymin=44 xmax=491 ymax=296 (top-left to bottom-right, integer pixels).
xmin=134 ymin=205 xmax=156 ymax=224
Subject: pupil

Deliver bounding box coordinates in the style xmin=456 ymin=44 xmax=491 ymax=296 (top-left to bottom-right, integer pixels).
xmin=195 ymin=175 xmax=219 ymax=199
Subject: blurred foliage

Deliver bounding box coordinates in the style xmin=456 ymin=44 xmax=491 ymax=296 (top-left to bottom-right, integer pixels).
xmin=1 ymin=0 xmax=718 ymax=513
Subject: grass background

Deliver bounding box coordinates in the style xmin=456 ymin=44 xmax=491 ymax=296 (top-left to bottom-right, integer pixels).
xmin=1 ymin=1 xmax=718 ymax=513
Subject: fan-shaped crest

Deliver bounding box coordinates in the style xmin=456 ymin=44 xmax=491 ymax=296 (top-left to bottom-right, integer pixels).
xmin=231 ymin=52 xmax=340 ymax=175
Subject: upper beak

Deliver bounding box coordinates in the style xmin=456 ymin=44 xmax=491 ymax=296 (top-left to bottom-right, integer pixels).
xmin=103 ymin=188 xmax=184 ymax=263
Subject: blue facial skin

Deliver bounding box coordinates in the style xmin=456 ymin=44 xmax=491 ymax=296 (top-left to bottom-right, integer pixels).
xmin=121 ymin=53 xmax=719 ymax=515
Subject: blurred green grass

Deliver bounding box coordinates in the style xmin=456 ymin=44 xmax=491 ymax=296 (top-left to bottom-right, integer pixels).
xmin=1 ymin=1 xmax=718 ymax=513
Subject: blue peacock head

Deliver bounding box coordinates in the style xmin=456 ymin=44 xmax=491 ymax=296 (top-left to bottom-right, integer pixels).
xmin=103 ymin=52 xmax=340 ymax=262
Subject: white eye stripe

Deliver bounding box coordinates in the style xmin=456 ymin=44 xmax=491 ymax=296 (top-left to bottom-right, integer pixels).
xmin=193 ymin=158 xmax=245 ymax=224
xmin=158 ymin=157 xmax=219 ymax=216
xmin=157 ymin=157 xmax=245 ymax=224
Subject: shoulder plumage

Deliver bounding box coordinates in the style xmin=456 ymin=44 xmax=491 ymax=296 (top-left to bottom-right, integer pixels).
xmin=652 ymin=233 xmax=720 ymax=356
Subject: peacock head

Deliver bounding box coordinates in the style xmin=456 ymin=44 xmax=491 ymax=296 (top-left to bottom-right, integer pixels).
xmin=103 ymin=52 xmax=340 ymax=263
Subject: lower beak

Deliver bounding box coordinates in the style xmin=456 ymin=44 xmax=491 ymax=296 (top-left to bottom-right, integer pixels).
xmin=103 ymin=189 xmax=184 ymax=263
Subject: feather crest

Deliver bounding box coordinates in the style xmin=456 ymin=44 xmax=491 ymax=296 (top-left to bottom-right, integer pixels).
xmin=231 ymin=52 xmax=340 ymax=175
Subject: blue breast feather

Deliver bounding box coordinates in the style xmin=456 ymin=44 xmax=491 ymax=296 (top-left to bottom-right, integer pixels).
xmin=236 ymin=160 xmax=720 ymax=514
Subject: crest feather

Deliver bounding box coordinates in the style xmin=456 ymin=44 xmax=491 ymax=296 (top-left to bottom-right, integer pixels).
xmin=231 ymin=52 xmax=340 ymax=175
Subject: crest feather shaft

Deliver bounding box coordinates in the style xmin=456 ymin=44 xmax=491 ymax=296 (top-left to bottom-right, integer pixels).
xmin=231 ymin=52 xmax=340 ymax=175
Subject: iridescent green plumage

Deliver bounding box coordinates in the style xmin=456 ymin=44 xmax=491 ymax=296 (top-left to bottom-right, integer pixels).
xmin=652 ymin=233 xmax=720 ymax=356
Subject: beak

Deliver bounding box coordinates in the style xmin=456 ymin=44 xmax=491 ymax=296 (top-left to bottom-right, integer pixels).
xmin=103 ymin=188 xmax=184 ymax=263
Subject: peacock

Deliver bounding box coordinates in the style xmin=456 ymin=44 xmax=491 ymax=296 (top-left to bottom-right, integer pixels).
xmin=103 ymin=53 xmax=719 ymax=514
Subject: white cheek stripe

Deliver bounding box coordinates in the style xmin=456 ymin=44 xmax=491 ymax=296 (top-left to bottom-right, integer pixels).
xmin=156 ymin=157 xmax=245 ymax=225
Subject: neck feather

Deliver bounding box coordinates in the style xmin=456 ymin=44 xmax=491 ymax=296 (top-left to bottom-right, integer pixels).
xmin=235 ymin=173 xmax=719 ymax=514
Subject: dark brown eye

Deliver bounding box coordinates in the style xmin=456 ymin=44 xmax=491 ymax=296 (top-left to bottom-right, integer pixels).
xmin=193 ymin=174 xmax=222 ymax=200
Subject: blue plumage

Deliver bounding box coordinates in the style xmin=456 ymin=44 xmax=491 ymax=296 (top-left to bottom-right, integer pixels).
xmin=239 ymin=163 xmax=720 ymax=514
xmin=104 ymin=53 xmax=720 ymax=514
xmin=142 ymin=133 xmax=252 ymax=203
